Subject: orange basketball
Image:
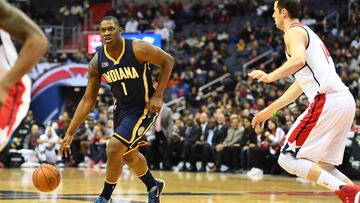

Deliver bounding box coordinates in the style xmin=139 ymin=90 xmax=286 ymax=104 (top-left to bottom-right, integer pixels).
xmin=32 ymin=164 xmax=61 ymax=192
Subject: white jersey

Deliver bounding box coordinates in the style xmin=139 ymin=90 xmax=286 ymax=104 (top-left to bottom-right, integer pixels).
xmin=0 ymin=29 xmax=18 ymax=77
xmin=0 ymin=29 xmax=32 ymax=152
xmin=285 ymin=22 xmax=348 ymax=102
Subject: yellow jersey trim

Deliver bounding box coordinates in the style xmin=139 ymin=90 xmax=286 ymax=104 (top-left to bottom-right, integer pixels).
xmin=114 ymin=132 xmax=131 ymax=144
xmin=129 ymin=112 xmax=158 ymax=149
xmin=130 ymin=109 xmax=147 ymax=143
xmin=144 ymin=112 xmax=158 ymax=136
xmin=123 ymin=145 xmax=139 ymax=156
xmin=143 ymin=63 xmax=149 ymax=103
xmin=104 ymin=38 xmax=126 ymax=65
xmin=105 ymin=179 xmax=117 ymax=184
xmin=137 ymin=167 xmax=149 ymax=177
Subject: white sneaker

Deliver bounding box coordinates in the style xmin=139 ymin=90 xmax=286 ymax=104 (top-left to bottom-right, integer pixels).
xmin=246 ymin=167 xmax=263 ymax=181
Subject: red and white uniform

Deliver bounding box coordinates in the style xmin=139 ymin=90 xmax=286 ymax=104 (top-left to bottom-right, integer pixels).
xmin=282 ymin=22 xmax=356 ymax=165
xmin=0 ymin=30 xmax=32 ymax=152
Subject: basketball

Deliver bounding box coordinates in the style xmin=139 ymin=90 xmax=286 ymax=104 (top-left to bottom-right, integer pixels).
xmin=32 ymin=164 xmax=61 ymax=192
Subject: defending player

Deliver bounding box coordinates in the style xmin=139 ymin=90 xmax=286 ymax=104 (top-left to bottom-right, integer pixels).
xmin=0 ymin=0 xmax=48 ymax=152
xmin=249 ymin=1 xmax=360 ymax=202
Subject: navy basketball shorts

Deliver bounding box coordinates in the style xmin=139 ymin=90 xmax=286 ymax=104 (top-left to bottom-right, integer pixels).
xmin=113 ymin=105 xmax=158 ymax=154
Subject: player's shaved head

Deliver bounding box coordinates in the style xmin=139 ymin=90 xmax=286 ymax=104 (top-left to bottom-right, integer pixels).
xmin=100 ymin=16 xmax=120 ymax=27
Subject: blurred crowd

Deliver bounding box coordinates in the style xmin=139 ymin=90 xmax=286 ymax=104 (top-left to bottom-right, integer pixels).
xmin=0 ymin=0 xmax=359 ymax=176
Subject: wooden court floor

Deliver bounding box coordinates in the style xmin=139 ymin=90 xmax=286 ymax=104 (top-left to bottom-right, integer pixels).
xmin=0 ymin=168 xmax=353 ymax=203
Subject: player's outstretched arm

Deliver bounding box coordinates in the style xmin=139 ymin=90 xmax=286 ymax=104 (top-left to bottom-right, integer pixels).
xmin=134 ymin=40 xmax=174 ymax=116
xmin=58 ymin=54 xmax=101 ymax=158
xmin=251 ymin=81 xmax=303 ymax=128
xmin=0 ymin=0 xmax=48 ymax=90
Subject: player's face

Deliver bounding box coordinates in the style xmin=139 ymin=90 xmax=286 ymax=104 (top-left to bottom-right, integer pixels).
xmin=99 ymin=20 xmax=122 ymax=45
xmin=272 ymin=1 xmax=283 ymax=30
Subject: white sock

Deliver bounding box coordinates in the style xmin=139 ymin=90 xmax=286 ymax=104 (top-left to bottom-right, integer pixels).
xmin=329 ymin=168 xmax=352 ymax=184
xmin=318 ymin=162 xmax=352 ymax=184
xmin=316 ymin=170 xmax=345 ymax=191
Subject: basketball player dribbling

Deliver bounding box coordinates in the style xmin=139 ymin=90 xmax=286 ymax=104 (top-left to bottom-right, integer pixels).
xmin=249 ymin=0 xmax=360 ymax=202
xmin=58 ymin=16 xmax=173 ymax=203
xmin=0 ymin=0 xmax=48 ymax=152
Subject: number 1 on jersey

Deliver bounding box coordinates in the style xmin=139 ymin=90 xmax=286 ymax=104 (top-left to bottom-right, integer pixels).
xmin=121 ymin=82 xmax=128 ymax=96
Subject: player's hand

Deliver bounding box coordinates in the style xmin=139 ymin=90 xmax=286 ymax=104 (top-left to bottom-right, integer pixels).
xmin=145 ymin=94 xmax=163 ymax=118
xmin=248 ymin=70 xmax=273 ymax=83
xmin=0 ymin=82 xmax=10 ymax=109
xmin=251 ymin=109 xmax=273 ymax=129
xmin=58 ymin=133 xmax=74 ymax=158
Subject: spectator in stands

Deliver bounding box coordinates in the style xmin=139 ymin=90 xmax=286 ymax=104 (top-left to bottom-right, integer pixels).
xmin=125 ymin=17 xmax=139 ymax=32
xmin=23 ymin=124 xmax=41 ymax=150
xmin=236 ymin=38 xmax=246 ymax=53
xmin=218 ymin=9 xmax=231 ymax=24
xmin=151 ymin=10 xmax=165 ymax=29
xmin=71 ymin=122 xmax=92 ymax=167
xmin=163 ymin=118 xmax=183 ymax=170
xmin=78 ymin=115 xmax=96 ymax=167
xmin=88 ymin=121 xmax=110 ymax=168
xmin=302 ymin=13 xmax=316 ymax=27
xmin=266 ymin=117 xmax=286 ymax=156
xmin=350 ymin=36 xmax=360 ymax=49
xmin=148 ymin=105 xmax=173 ymax=170
xmin=10 ymin=118 xmax=31 ymax=150
xmin=198 ymin=112 xmax=208 ymax=137
xmin=314 ymin=9 xmax=326 ymax=32
xmin=212 ymin=114 xmax=243 ymax=172
xmin=36 ymin=126 xmax=60 ymax=164
xmin=190 ymin=117 xmax=216 ymax=172
xmin=179 ymin=116 xmax=201 ymax=171
xmin=70 ymin=0 xmax=85 ymax=24
xmin=163 ymin=15 xmax=175 ymax=31
xmin=239 ymin=117 xmax=257 ymax=171
xmin=154 ymin=22 xmax=170 ymax=50
xmin=137 ymin=8 xmax=152 ymax=31
xmin=56 ymin=111 xmax=71 ymax=138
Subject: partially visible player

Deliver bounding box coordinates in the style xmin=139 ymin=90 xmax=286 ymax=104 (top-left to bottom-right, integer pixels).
xmin=0 ymin=0 xmax=48 ymax=152
xmin=249 ymin=0 xmax=359 ymax=202
xmin=58 ymin=16 xmax=173 ymax=203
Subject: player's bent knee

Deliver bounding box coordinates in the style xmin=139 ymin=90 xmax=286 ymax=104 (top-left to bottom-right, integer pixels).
xmin=123 ymin=152 xmax=135 ymax=163
xmin=124 ymin=155 xmax=137 ymax=166
xmin=107 ymin=137 xmax=126 ymax=156
xmin=278 ymin=153 xmax=296 ymax=175
xmin=124 ymin=150 xmax=143 ymax=166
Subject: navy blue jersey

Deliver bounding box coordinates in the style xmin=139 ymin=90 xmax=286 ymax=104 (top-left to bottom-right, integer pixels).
xmin=96 ymin=38 xmax=155 ymax=108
